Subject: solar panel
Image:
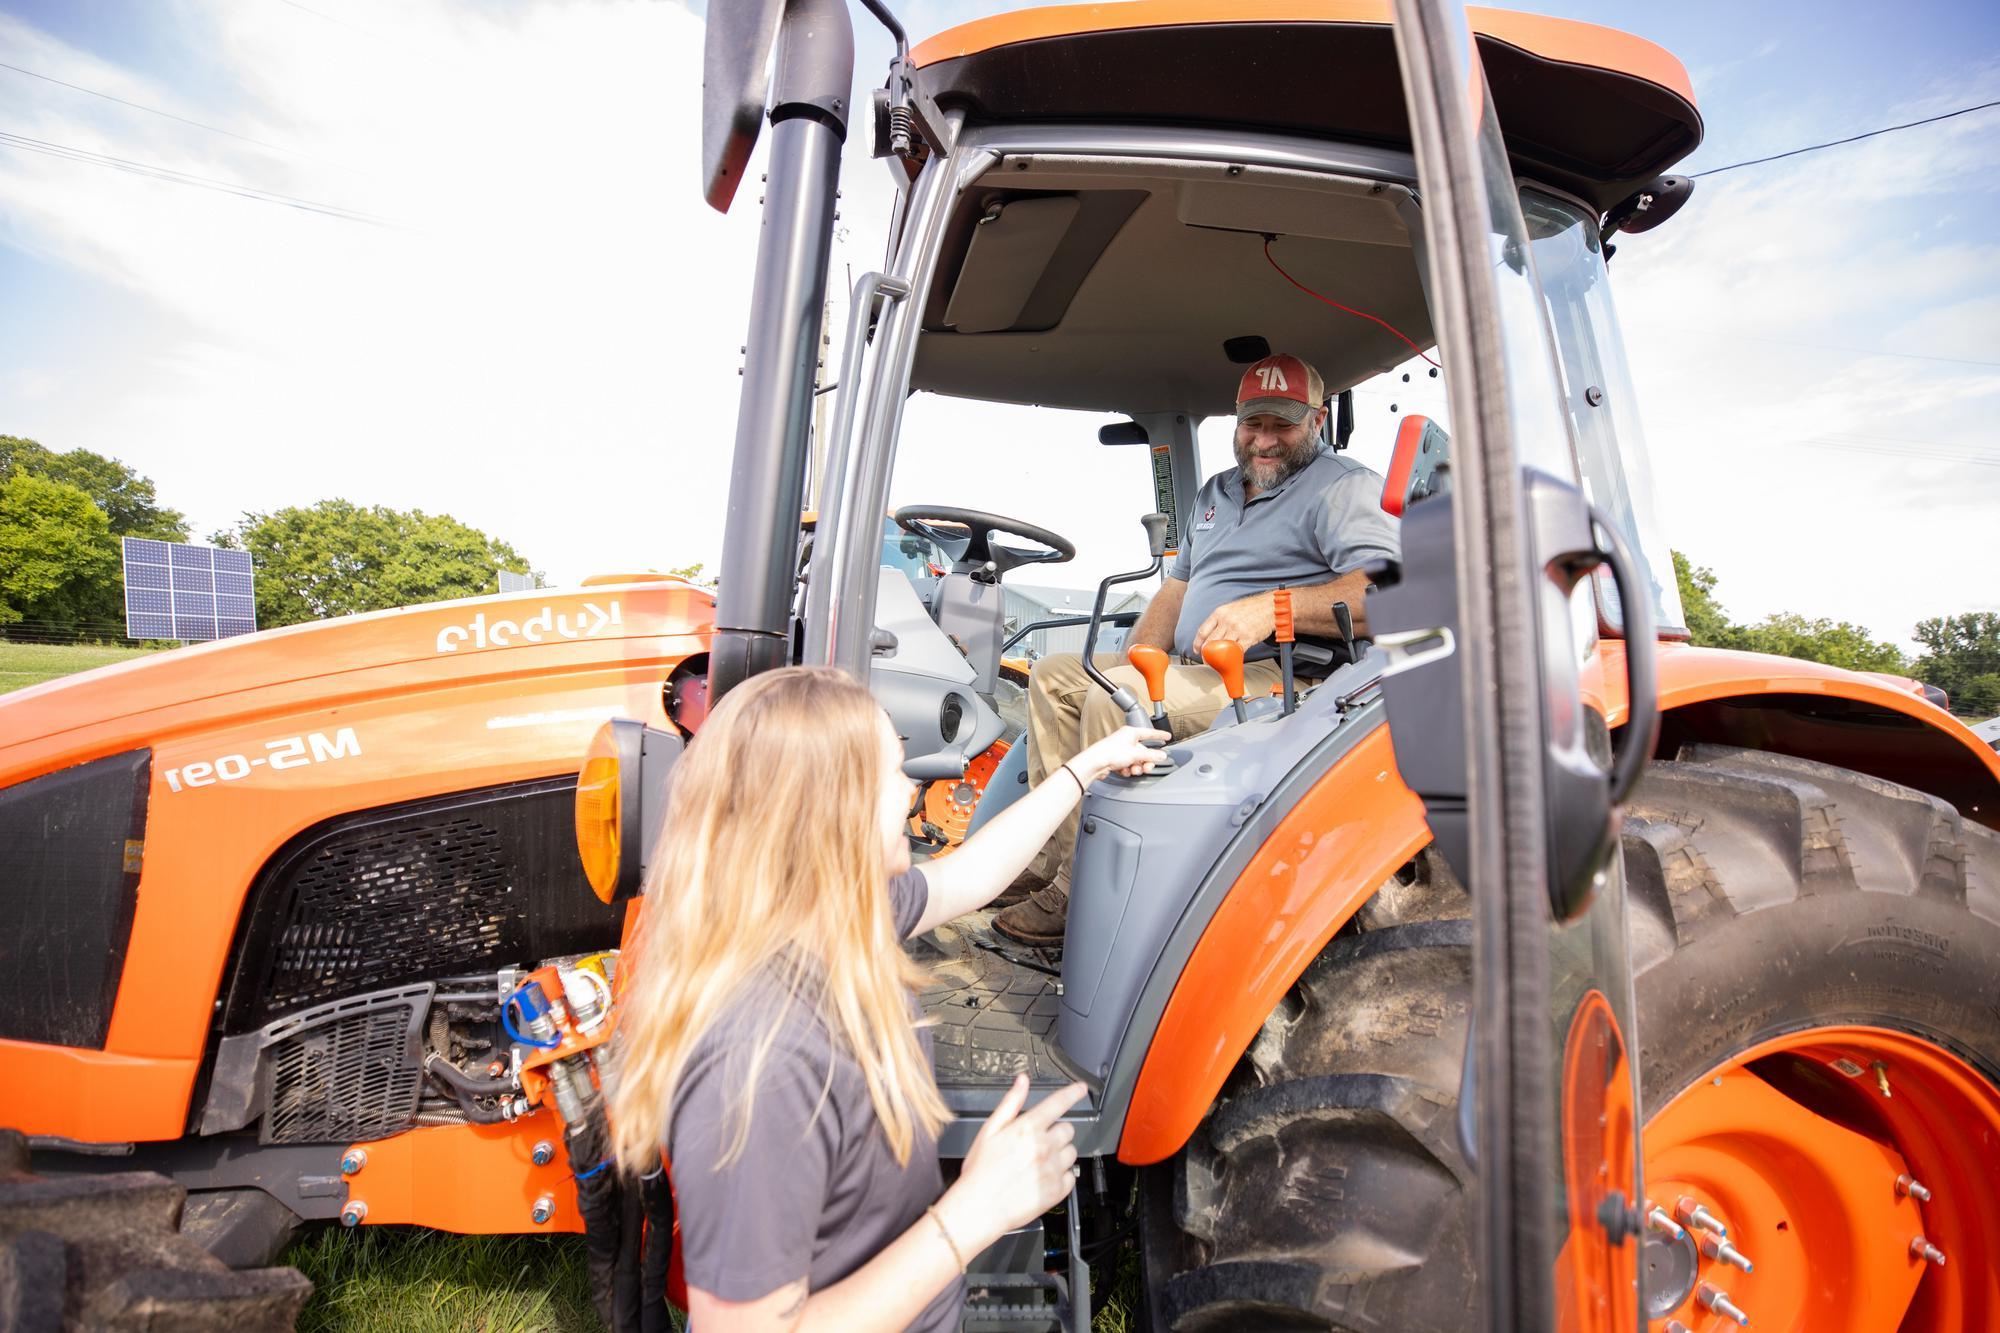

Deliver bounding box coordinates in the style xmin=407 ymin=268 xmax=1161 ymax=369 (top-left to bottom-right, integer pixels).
xmin=122 ymin=538 xmax=258 ymax=642
xmin=498 ymin=570 xmax=535 ymax=593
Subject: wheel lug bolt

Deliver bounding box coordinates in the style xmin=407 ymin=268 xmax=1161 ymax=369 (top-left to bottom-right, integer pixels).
xmin=1697 ymin=1282 xmax=1750 ymax=1326
xmin=1699 ymin=1232 xmax=1755 ymax=1273
xmin=1675 ymin=1196 xmax=1728 ymax=1237
xmin=1896 ymin=1173 xmax=1933 ymax=1202
xmin=340 ymin=1200 xmax=367 ymax=1227
xmin=1910 ymin=1236 xmax=1946 ymax=1266
xmin=1646 ymin=1205 xmax=1685 ymax=1240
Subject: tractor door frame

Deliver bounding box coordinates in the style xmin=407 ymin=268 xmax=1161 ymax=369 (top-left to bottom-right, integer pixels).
xmin=1385 ymin=0 xmax=1656 ymax=1328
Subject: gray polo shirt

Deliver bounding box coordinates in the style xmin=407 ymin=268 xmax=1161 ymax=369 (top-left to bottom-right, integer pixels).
xmin=1168 ymin=446 xmax=1401 ymax=661
xmin=667 ymin=868 xmax=959 ymax=1330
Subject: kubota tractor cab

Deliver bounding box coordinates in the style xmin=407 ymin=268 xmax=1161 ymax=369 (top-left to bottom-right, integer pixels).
xmin=6 ymin=2 xmax=1998 ymax=1331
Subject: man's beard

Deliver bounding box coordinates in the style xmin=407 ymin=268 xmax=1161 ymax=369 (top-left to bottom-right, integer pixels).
xmin=1235 ymin=429 xmax=1318 ymax=491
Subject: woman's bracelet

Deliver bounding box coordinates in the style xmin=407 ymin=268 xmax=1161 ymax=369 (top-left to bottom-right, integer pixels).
xmin=925 ymin=1205 xmax=967 ymax=1274
xmin=1060 ymin=762 xmax=1087 ymax=796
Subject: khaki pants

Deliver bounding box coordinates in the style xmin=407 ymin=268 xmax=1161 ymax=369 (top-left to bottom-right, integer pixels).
xmin=1025 ymin=652 xmax=1285 ymax=893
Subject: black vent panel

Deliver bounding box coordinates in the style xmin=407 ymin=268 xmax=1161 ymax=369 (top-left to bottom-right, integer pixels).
xmin=0 ymin=749 xmax=150 ymax=1048
xmin=256 ymin=815 xmax=518 ymax=1016
xmin=224 ymin=777 xmax=620 ymax=1030
xmin=259 ymin=986 xmax=428 ymax=1144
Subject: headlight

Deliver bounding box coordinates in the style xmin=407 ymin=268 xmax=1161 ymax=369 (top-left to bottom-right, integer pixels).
xmin=575 ymin=717 xmax=682 ymax=904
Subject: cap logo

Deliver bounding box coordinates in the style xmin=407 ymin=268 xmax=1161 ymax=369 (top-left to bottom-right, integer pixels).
xmin=1255 ymin=364 xmax=1289 ymax=391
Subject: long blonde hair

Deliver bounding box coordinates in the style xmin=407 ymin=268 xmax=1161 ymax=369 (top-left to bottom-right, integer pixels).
xmin=608 ymin=666 xmax=948 ymax=1175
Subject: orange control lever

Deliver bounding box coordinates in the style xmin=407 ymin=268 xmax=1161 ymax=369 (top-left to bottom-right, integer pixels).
xmin=1127 ymin=644 xmax=1169 ymax=706
xmin=1272 ymin=588 xmax=1294 ymax=644
xmin=1201 ymin=639 xmax=1250 ymax=724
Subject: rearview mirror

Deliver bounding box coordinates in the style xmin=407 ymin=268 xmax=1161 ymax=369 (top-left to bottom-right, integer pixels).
xmin=701 ymin=0 xmax=785 ymax=212
xmin=1099 ymin=421 xmax=1150 ymax=446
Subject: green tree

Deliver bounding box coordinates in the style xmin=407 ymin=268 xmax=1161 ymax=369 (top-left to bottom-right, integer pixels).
xmin=666 ymin=561 xmax=717 ymax=588
xmin=1913 ymin=613 xmax=2000 ymax=714
xmin=215 ymin=500 xmax=532 ymax=627
xmin=1672 ymin=550 xmax=1738 ymax=649
xmin=1732 ymin=613 xmax=1908 ymax=674
xmin=0 ymin=435 xmax=188 ymax=540
xmin=0 ymin=472 xmax=119 ymax=629
xmin=1673 ymin=548 xmax=1907 ymax=674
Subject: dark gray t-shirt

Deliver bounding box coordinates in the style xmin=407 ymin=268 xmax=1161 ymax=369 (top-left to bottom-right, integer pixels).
xmin=1168 ymin=446 xmax=1401 ymax=661
xmin=667 ymin=867 xmax=959 ymax=1331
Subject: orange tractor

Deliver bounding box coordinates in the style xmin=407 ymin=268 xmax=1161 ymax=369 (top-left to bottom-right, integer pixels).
xmin=5 ymin=2 xmax=1998 ymax=1331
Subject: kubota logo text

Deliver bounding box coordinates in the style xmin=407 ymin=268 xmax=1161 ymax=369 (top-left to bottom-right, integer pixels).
xmin=435 ymin=601 xmax=622 ymax=653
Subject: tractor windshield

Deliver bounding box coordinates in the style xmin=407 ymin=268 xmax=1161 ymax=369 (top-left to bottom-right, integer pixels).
xmin=1522 ymin=192 xmax=1688 ymax=636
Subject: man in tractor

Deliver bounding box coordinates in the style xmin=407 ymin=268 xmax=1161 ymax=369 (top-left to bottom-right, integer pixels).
xmin=993 ymin=352 xmax=1403 ymax=946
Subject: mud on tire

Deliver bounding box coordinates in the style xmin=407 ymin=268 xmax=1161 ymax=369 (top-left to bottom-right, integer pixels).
xmin=1141 ymin=745 xmax=2000 ymax=1331
xmin=0 ymin=1132 xmax=311 ymax=1332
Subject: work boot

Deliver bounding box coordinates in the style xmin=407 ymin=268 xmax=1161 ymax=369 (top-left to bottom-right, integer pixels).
xmin=993 ymin=883 xmax=1067 ymax=946
xmin=991 ymin=865 xmax=1047 ymax=909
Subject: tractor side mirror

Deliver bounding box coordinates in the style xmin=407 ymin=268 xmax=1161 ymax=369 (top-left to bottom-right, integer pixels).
xmin=700 ymin=0 xmax=785 ymax=213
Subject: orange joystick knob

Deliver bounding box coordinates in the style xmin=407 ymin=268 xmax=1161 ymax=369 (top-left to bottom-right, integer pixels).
xmin=1271 ymin=588 xmax=1295 ymax=644
xmin=1127 ymin=644 xmax=1170 ymax=706
xmin=1202 ymin=639 xmax=1251 ymax=724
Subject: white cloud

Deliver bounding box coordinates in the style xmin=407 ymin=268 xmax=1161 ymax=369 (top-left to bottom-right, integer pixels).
xmin=2 ymin=1 xmax=1992 ymax=659
xmin=1614 ymin=71 xmax=2000 ymax=651
xmin=2 ymin=0 xmax=758 ymax=577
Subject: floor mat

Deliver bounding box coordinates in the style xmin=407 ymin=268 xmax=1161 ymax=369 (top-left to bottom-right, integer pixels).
xmin=912 ymin=912 xmax=1075 ymax=1087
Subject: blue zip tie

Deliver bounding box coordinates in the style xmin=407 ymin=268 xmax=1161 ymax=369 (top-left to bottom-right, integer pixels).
xmin=575 ymin=1159 xmax=612 ymax=1181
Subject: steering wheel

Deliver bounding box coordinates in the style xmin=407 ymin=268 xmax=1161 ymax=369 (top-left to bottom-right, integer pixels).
xmin=893 ymin=505 xmax=1076 ymax=581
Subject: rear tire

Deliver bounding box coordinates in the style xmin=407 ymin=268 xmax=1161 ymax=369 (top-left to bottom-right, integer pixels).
xmin=1141 ymin=745 xmax=2000 ymax=1330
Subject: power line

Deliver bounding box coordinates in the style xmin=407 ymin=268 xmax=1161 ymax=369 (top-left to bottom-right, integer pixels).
xmin=1656 ymin=326 xmax=2000 ymax=370
xmin=0 ymin=59 xmax=315 ymax=164
xmin=0 ymin=129 xmax=395 ymax=226
xmin=1691 ymin=99 xmax=2000 ymax=179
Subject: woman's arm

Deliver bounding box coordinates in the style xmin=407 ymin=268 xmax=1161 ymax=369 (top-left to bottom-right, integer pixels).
xmin=913 ymin=725 xmax=1164 ymax=933
xmin=686 ymin=1076 xmax=1086 ymax=1331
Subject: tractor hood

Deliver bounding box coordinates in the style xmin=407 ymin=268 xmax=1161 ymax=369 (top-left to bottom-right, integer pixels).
xmin=0 ymin=580 xmax=715 ymax=785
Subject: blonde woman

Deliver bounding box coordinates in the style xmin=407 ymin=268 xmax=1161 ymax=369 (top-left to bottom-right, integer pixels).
xmin=609 ymin=666 xmax=1166 ymax=1331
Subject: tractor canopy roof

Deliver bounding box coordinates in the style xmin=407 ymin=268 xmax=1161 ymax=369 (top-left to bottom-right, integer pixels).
xmin=911 ymin=1 xmax=1701 ymax=213
xmin=902 ymin=3 xmax=1701 ymax=417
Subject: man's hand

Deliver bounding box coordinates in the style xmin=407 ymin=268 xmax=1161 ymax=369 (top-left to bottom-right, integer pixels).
xmin=1195 ymin=591 xmax=1276 ymax=652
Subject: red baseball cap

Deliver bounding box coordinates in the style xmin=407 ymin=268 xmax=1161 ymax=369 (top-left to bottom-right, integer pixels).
xmin=1235 ymin=353 xmax=1325 ymax=425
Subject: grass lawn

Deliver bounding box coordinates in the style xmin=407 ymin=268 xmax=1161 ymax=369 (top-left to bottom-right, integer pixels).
xmin=0 ymin=640 xmax=160 ymax=693
xmin=282 ymin=1225 xmax=1140 ymax=1331
xmin=284 ymin=1229 xmax=608 ymax=1333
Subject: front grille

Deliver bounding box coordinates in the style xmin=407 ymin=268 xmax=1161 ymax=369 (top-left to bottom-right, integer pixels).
xmin=256 ymin=814 xmax=517 ymax=1017
xmin=222 ymin=777 xmax=621 ymax=1031
xmin=257 ymin=985 xmax=429 ymax=1144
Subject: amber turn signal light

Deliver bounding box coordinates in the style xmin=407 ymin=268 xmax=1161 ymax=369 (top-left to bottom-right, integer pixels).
xmin=574 ymin=717 xmax=684 ymax=905
xmin=575 ymin=735 xmax=625 ymax=905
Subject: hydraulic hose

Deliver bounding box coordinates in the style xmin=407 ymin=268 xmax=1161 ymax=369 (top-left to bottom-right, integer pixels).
xmin=424 ymin=1053 xmax=514 ymax=1123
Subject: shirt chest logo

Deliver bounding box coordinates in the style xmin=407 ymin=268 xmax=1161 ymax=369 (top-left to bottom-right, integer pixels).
xmin=1194 ymin=504 xmax=1217 ymax=531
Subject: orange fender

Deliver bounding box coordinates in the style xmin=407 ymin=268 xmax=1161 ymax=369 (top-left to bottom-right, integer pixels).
xmin=1117 ymin=723 xmax=1429 ymax=1164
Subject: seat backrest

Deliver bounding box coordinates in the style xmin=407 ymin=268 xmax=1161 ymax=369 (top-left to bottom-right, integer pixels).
xmin=1382 ymin=415 xmax=1452 ymax=517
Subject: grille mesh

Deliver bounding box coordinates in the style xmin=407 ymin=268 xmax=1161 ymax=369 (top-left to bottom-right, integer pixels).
xmin=252 ymin=814 xmax=521 ymax=1019
xmin=259 ymin=990 xmax=426 ymax=1144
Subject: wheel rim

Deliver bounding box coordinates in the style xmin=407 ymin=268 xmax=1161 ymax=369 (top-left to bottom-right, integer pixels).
xmin=1642 ymin=1024 xmax=2000 ymax=1332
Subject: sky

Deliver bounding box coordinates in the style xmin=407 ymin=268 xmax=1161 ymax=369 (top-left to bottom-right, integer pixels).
xmin=0 ymin=0 xmax=1995 ymax=652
